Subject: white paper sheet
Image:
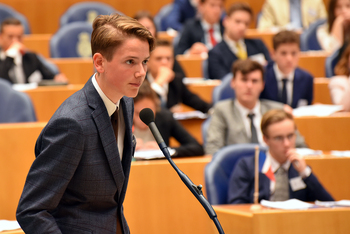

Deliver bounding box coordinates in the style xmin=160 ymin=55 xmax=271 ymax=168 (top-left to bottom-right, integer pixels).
xmin=260 ymin=199 xmax=314 ymax=210
xmin=0 ymin=220 xmax=21 ymax=232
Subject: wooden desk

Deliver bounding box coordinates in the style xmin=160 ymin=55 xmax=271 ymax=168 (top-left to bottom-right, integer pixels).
xmin=314 ymin=78 xmax=332 ymax=104
xmin=0 ymin=122 xmax=45 ymax=220
xmin=186 ymin=79 xmax=221 ymax=103
xmin=23 ymin=34 xmax=51 ymax=58
xmin=245 ymin=29 xmax=278 ymax=53
xmin=295 ymin=113 xmax=350 ymax=151
xmin=24 ymin=85 xmax=83 ymax=122
xmin=48 ymin=58 xmax=94 ymax=84
xmin=298 ymin=51 xmax=330 ymax=78
xmin=176 ymin=54 xmax=205 ymax=78
xmin=213 ymin=204 xmax=350 ymax=234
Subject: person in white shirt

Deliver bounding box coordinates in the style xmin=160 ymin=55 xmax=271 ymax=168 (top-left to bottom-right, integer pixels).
xmin=0 ymin=18 xmax=67 ymax=84
xmin=316 ymin=0 xmax=350 ymax=53
xmin=205 ymin=59 xmax=306 ymax=155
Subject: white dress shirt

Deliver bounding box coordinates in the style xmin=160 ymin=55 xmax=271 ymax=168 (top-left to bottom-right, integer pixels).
xmin=201 ymin=19 xmax=222 ymax=50
xmin=0 ymin=48 xmax=26 ymax=84
xmin=234 ymin=99 xmax=264 ymax=145
xmin=273 ymin=63 xmax=295 ymax=106
xmin=92 ymin=74 xmax=125 ymax=159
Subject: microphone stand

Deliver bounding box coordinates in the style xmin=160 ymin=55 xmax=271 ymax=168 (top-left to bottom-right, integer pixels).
xmin=158 ymin=141 xmax=225 ymax=234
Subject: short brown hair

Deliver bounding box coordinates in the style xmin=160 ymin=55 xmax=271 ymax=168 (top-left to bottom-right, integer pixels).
xmin=273 ymin=30 xmax=300 ymax=50
xmin=0 ymin=17 xmax=22 ymax=33
xmin=91 ymin=13 xmax=155 ymax=61
xmin=261 ymin=109 xmax=295 ymax=136
xmin=232 ymin=59 xmax=264 ymax=81
xmin=133 ymin=80 xmax=160 ymax=110
xmin=226 ymin=2 xmax=253 ymax=18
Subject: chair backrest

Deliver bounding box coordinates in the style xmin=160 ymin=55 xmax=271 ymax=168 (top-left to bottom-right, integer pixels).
xmin=212 ymin=73 xmax=235 ymax=104
xmin=204 ymin=144 xmax=268 ymax=205
xmin=50 ymin=22 xmax=93 ymax=58
xmin=154 ymin=3 xmax=173 ymax=32
xmin=0 ymin=78 xmax=36 ymax=123
xmin=325 ymin=48 xmax=341 ymax=77
xmin=0 ymin=3 xmax=31 ymax=34
xmin=300 ymin=18 xmax=327 ymax=51
xmin=60 ymin=1 xmax=122 ymax=27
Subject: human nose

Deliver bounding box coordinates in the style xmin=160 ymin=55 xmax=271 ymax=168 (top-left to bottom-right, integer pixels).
xmin=135 ymin=63 xmax=147 ymax=77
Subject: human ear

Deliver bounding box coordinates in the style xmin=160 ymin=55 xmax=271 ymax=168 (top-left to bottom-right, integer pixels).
xmin=93 ymin=53 xmax=105 ymax=74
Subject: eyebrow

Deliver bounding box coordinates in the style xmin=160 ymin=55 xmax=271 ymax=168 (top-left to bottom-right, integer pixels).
xmin=124 ymin=56 xmax=150 ymax=60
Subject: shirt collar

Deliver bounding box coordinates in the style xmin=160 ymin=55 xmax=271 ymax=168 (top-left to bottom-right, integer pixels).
xmin=273 ymin=63 xmax=295 ymax=82
xmin=200 ymin=19 xmax=220 ymax=32
xmin=267 ymin=151 xmax=291 ymax=173
xmin=224 ymin=34 xmax=244 ymax=52
xmin=234 ymin=99 xmax=261 ymax=116
xmin=92 ymin=73 xmax=120 ymax=117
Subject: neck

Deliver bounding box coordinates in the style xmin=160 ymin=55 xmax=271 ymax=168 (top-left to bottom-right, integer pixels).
xmin=238 ymin=99 xmax=257 ymax=110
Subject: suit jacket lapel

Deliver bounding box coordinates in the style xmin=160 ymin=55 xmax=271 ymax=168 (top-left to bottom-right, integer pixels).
xmin=84 ymin=78 xmax=125 ymax=196
xmin=231 ymin=100 xmax=250 ymax=143
xmin=269 ymin=67 xmax=280 ymax=101
xmin=292 ymin=70 xmax=301 ymax=108
xmin=222 ymin=41 xmax=237 ymax=71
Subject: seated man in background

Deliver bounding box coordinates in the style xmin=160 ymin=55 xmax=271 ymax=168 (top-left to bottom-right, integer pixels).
xmin=258 ymin=0 xmax=327 ymax=30
xmin=175 ymin=0 xmax=224 ymax=55
xmin=147 ymin=39 xmax=212 ymax=113
xmin=133 ymin=80 xmax=204 ymax=157
xmin=227 ymin=109 xmax=334 ymax=204
xmin=208 ymin=2 xmax=271 ymax=80
xmin=205 ymin=59 xmax=306 ymax=155
xmin=260 ymin=30 xmax=313 ymax=108
xmin=161 ymin=0 xmax=198 ymax=31
xmin=0 ymin=18 xmax=67 ymax=84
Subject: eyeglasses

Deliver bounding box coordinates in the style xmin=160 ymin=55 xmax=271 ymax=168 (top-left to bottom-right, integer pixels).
xmin=268 ymin=133 xmax=296 ymax=143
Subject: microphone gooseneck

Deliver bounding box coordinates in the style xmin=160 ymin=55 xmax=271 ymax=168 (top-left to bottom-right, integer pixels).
xmin=138 ymin=108 xmax=225 ymax=234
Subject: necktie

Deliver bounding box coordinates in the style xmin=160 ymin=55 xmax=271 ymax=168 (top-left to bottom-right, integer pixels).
xmin=236 ymin=42 xmax=247 ymax=59
xmin=111 ymin=109 xmax=119 ymax=144
xmin=271 ymin=167 xmax=289 ymax=201
xmin=281 ymin=78 xmax=288 ymax=104
xmin=208 ymin=27 xmax=217 ymax=47
xmin=290 ymin=0 xmax=302 ymax=29
xmin=247 ymin=113 xmax=259 ymax=143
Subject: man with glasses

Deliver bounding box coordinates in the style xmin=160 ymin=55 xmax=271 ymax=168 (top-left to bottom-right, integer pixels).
xmin=227 ymin=109 xmax=334 ymax=204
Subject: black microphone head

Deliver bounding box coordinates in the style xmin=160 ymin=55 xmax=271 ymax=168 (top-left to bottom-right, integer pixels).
xmin=139 ymin=108 xmax=155 ymax=125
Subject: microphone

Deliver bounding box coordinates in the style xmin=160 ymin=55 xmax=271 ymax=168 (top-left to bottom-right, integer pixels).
xmin=139 ymin=108 xmax=225 ymax=234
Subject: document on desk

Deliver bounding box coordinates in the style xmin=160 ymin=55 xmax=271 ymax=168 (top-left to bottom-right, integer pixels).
xmin=293 ymin=104 xmax=343 ymax=117
xmin=134 ymin=148 xmax=176 ymax=160
xmin=315 ymin=200 xmax=350 ymax=207
xmin=0 ymin=220 xmax=21 ymax=232
xmin=173 ymin=111 xmax=208 ymax=120
xmin=260 ymin=199 xmax=314 ymax=210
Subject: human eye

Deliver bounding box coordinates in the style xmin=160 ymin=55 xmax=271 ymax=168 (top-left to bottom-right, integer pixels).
xmin=273 ymin=136 xmax=283 ymax=142
xmin=126 ymin=60 xmax=134 ymax=65
xmin=142 ymin=59 xmax=149 ymax=65
xmin=287 ymin=133 xmax=295 ymax=140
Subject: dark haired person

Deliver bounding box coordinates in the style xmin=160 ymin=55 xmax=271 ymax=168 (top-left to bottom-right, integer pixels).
xmin=0 ymin=18 xmax=67 ymax=83
xmin=16 ymin=14 xmax=155 ymax=233
xmin=260 ymin=30 xmax=314 ymax=108
xmin=133 ymin=80 xmax=204 ymax=157
xmin=208 ymin=2 xmax=270 ymax=80
xmin=205 ymin=59 xmax=306 ymax=155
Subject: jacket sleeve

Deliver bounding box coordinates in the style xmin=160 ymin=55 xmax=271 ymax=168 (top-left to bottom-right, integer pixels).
xmin=16 ymin=117 xmax=84 ymax=234
xmin=204 ymin=105 xmax=226 ymax=155
xmin=303 ymin=172 xmax=334 ymax=201
xmin=208 ymin=48 xmax=230 ymax=80
xmin=257 ymin=0 xmax=276 ymax=29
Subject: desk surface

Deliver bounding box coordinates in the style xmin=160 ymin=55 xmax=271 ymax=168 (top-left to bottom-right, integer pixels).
xmin=213 ymin=204 xmax=350 ymax=234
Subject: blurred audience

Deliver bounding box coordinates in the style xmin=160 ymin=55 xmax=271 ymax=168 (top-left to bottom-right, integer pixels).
xmin=329 ymin=44 xmax=350 ymax=111
xmin=261 ymin=30 xmax=313 ymax=108
xmin=175 ymin=0 xmax=224 ymax=55
xmin=258 ymin=0 xmax=327 ymax=30
xmin=317 ymin=0 xmax=350 ymax=53
xmin=161 ymin=0 xmax=199 ymax=31
xmin=205 ymin=59 xmax=306 ymax=155
xmin=0 ymin=18 xmax=67 ymax=84
xmin=208 ymin=2 xmax=271 ymax=80
xmin=133 ymin=80 xmax=204 ymax=157
xmin=147 ymin=39 xmax=212 ymax=113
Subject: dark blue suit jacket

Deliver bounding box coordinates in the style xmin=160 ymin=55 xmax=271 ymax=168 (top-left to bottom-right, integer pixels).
xmin=17 ymin=77 xmax=136 ymax=233
xmin=175 ymin=18 xmax=224 ymax=55
xmin=162 ymin=0 xmax=196 ymax=31
xmin=208 ymin=39 xmax=271 ymax=80
xmin=227 ymin=156 xmax=334 ymax=204
xmin=260 ymin=62 xmax=314 ymax=108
